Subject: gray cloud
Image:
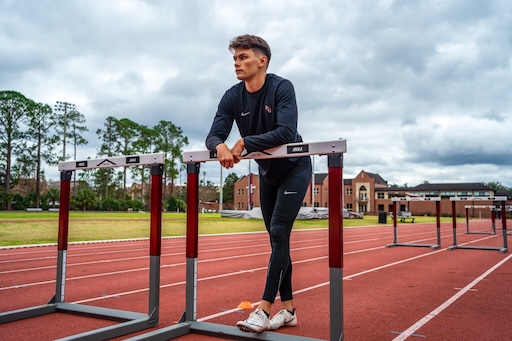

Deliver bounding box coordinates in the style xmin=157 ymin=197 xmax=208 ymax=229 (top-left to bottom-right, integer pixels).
xmin=1 ymin=0 xmax=511 ymax=187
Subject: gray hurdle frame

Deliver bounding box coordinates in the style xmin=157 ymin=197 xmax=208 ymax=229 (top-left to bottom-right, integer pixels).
xmin=386 ymin=197 xmax=441 ymax=249
xmin=449 ymin=197 xmax=508 ymax=253
xmin=463 ymin=205 xmax=497 ymax=235
xmin=126 ymin=140 xmax=347 ymax=341
xmin=0 ymin=153 xmax=165 ymax=340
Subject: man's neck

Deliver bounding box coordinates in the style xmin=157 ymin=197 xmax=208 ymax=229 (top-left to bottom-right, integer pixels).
xmin=244 ymin=72 xmax=267 ymax=93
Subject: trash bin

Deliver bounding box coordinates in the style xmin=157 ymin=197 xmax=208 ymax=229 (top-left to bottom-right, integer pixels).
xmin=378 ymin=211 xmax=387 ymax=224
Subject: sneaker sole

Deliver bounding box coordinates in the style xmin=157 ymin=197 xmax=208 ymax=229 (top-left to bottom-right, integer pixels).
xmin=237 ymin=323 xmax=268 ymax=333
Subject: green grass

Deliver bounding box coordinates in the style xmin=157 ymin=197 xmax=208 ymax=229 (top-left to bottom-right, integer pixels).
xmin=0 ymin=211 xmax=456 ymax=247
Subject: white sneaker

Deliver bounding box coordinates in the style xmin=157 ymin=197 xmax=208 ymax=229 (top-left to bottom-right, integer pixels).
xmin=236 ymin=308 xmax=270 ymax=333
xmin=270 ymin=309 xmax=297 ymax=330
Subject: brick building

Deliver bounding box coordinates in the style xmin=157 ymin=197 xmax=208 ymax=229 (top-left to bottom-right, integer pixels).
xmin=233 ymin=170 xmax=512 ymax=217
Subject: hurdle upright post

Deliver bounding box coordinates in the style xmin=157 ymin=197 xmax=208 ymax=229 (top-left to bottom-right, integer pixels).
xmin=55 ymin=170 xmax=72 ymax=304
xmin=185 ymin=161 xmax=200 ymax=322
xmin=501 ymin=201 xmax=508 ymax=250
xmin=148 ymin=164 xmax=164 ymax=323
xmin=391 ymin=201 xmax=398 ymax=244
xmin=327 ymin=154 xmax=344 ymax=341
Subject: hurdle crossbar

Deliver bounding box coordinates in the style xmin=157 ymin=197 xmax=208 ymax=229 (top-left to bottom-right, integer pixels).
xmin=0 ymin=153 xmax=165 ymax=340
xmin=386 ymin=197 xmax=441 ymax=249
xmin=449 ymin=197 xmax=508 ymax=253
xmin=126 ymin=140 xmax=347 ymax=341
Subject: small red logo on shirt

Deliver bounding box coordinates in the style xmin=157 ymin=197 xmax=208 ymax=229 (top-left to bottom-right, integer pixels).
xmin=265 ymin=105 xmax=272 ymax=113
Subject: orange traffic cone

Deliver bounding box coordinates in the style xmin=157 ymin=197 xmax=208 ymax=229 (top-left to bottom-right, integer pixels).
xmin=237 ymin=301 xmax=254 ymax=309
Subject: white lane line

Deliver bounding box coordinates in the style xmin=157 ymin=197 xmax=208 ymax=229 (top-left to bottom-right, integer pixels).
xmin=392 ymin=253 xmax=512 ymax=341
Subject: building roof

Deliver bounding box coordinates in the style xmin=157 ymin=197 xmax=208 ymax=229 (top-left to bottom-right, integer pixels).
xmin=313 ymin=173 xmax=328 ymax=184
xmin=365 ymin=172 xmax=387 ymax=185
xmin=409 ymin=183 xmax=493 ymax=191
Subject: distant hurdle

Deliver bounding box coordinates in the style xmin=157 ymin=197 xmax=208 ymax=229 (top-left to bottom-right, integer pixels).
xmin=0 ymin=153 xmax=165 ymax=340
xmin=463 ymin=205 xmax=498 ymax=235
xmin=126 ymin=140 xmax=347 ymax=341
xmin=449 ymin=197 xmax=508 ymax=253
xmin=386 ymin=197 xmax=441 ymax=249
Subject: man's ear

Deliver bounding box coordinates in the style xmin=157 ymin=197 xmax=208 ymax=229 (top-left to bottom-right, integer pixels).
xmin=259 ymin=55 xmax=268 ymax=67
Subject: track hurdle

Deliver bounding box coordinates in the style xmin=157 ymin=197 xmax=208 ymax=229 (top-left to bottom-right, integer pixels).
xmin=449 ymin=197 xmax=508 ymax=253
xmin=463 ymin=205 xmax=497 ymax=235
xmin=386 ymin=197 xmax=441 ymax=249
xmin=126 ymin=140 xmax=347 ymax=341
xmin=0 ymin=153 xmax=165 ymax=340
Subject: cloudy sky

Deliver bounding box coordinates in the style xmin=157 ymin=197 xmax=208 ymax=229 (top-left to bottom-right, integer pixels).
xmin=2 ymin=0 xmax=511 ymax=188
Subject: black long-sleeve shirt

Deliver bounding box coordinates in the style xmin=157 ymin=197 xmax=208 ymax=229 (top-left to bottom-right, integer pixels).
xmin=206 ymin=73 xmax=309 ymax=185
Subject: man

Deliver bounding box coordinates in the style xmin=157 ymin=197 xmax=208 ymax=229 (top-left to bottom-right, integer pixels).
xmin=206 ymin=34 xmax=312 ymax=333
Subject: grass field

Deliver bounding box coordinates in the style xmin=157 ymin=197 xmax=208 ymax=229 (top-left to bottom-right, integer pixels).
xmin=0 ymin=211 xmax=454 ymax=247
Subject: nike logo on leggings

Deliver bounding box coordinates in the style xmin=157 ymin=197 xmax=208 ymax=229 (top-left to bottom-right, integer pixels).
xmin=284 ymin=190 xmax=297 ymax=195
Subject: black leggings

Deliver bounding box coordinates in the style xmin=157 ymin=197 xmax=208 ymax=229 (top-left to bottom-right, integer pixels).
xmin=260 ymin=159 xmax=312 ymax=303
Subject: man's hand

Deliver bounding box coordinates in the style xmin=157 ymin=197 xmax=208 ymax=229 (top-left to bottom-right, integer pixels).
xmin=216 ymin=143 xmax=235 ymax=169
xmin=231 ymin=138 xmax=245 ymax=164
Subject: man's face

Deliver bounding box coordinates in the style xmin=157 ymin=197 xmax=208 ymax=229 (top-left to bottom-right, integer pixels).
xmin=233 ymin=48 xmax=265 ymax=80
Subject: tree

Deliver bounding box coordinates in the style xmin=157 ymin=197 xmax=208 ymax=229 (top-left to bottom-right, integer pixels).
xmin=223 ymin=172 xmax=239 ymax=204
xmin=131 ymin=124 xmax=156 ymax=206
xmin=43 ymin=188 xmax=60 ymax=208
xmin=485 ymin=181 xmax=510 ymax=191
xmin=96 ymin=116 xmax=120 ymax=199
xmin=153 ymin=120 xmax=189 ymax=200
xmin=74 ymin=188 xmax=97 ymax=211
xmin=0 ymin=91 xmax=31 ymax=210
xmin=24 ymin=102 xmax=60 ymax=207
xmin=114 ymin=118 xmax=139 ymax=201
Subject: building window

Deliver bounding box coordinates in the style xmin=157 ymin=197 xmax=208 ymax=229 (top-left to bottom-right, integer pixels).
xmin=346 ymin=188 xmax=352 ymax=195
xmin=346 ymin=203 xmax=352 ymax=210
xmin=377 ymin=192 xmax=385 ymax=199
xmin=314 ymin=188 xmax=320 ymax=195
xmin=473 ymin=191 xmax=490 ymax=197
xmin=425 ymin=191 xmax=438 ymax=197
xmin=238 ymin=189 xmax=245 ymax=195
xmin=457 ymin=191 xmax=472 ymax=197
xmin=441 ymin=191 xmax=455 ymax=198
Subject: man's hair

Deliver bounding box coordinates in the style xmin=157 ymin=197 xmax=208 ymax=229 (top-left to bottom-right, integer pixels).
xmin=229 ymin=34 xmax=271 ymax=64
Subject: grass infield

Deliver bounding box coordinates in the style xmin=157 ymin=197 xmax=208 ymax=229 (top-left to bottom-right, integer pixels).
xmin=0 ymin=211 xmax=454 ymax=247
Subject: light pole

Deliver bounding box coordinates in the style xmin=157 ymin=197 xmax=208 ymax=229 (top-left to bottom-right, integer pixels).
xmin=54 ymin=101 xmax=76 ymax=161
xmin=55 ymin=101 xmax=77 ymax=198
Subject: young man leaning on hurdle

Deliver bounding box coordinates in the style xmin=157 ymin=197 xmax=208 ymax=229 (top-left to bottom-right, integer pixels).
xmin=205 ymin=34 xmax=312 ymax=333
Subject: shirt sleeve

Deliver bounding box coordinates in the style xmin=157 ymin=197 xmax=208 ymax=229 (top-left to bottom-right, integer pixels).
xmin=243 ymin=79 xmax=299 ymax=153
xmin=205 ymin=90 xmax=236 ymax=151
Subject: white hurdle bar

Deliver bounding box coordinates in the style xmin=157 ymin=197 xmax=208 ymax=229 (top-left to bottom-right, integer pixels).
xmin=1 ymin=153 xmax=166 ymax=340
xmin=449 ymin=197 xmax=508 ymax=253
xmin=386 ymin=197 xmax=442 ymax=249
xmin=127 ymin=139 xmax=347 ymax=341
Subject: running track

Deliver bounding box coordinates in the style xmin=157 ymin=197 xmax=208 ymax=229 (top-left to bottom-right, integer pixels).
xmin=1 ymin=220 xmax=511 ymax=340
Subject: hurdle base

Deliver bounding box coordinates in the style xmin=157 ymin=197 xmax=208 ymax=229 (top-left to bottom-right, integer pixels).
xmin=448 ymin=245 xmax=508 ymax=253
xmin=386 ymin=243 xmax=440 ymax=250
xmin=0 ymin=302 xmax=157 ymax=341
xmin=124 ymin=320 xmax=325 ymax=341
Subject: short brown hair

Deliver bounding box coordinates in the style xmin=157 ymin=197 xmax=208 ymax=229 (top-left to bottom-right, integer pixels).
xmin=229 ymin=34 xmax=271 ymax=63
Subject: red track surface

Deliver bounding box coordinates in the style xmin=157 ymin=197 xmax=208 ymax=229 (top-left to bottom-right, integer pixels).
xmin=1 ymin=220 xmax=511 ymax=340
